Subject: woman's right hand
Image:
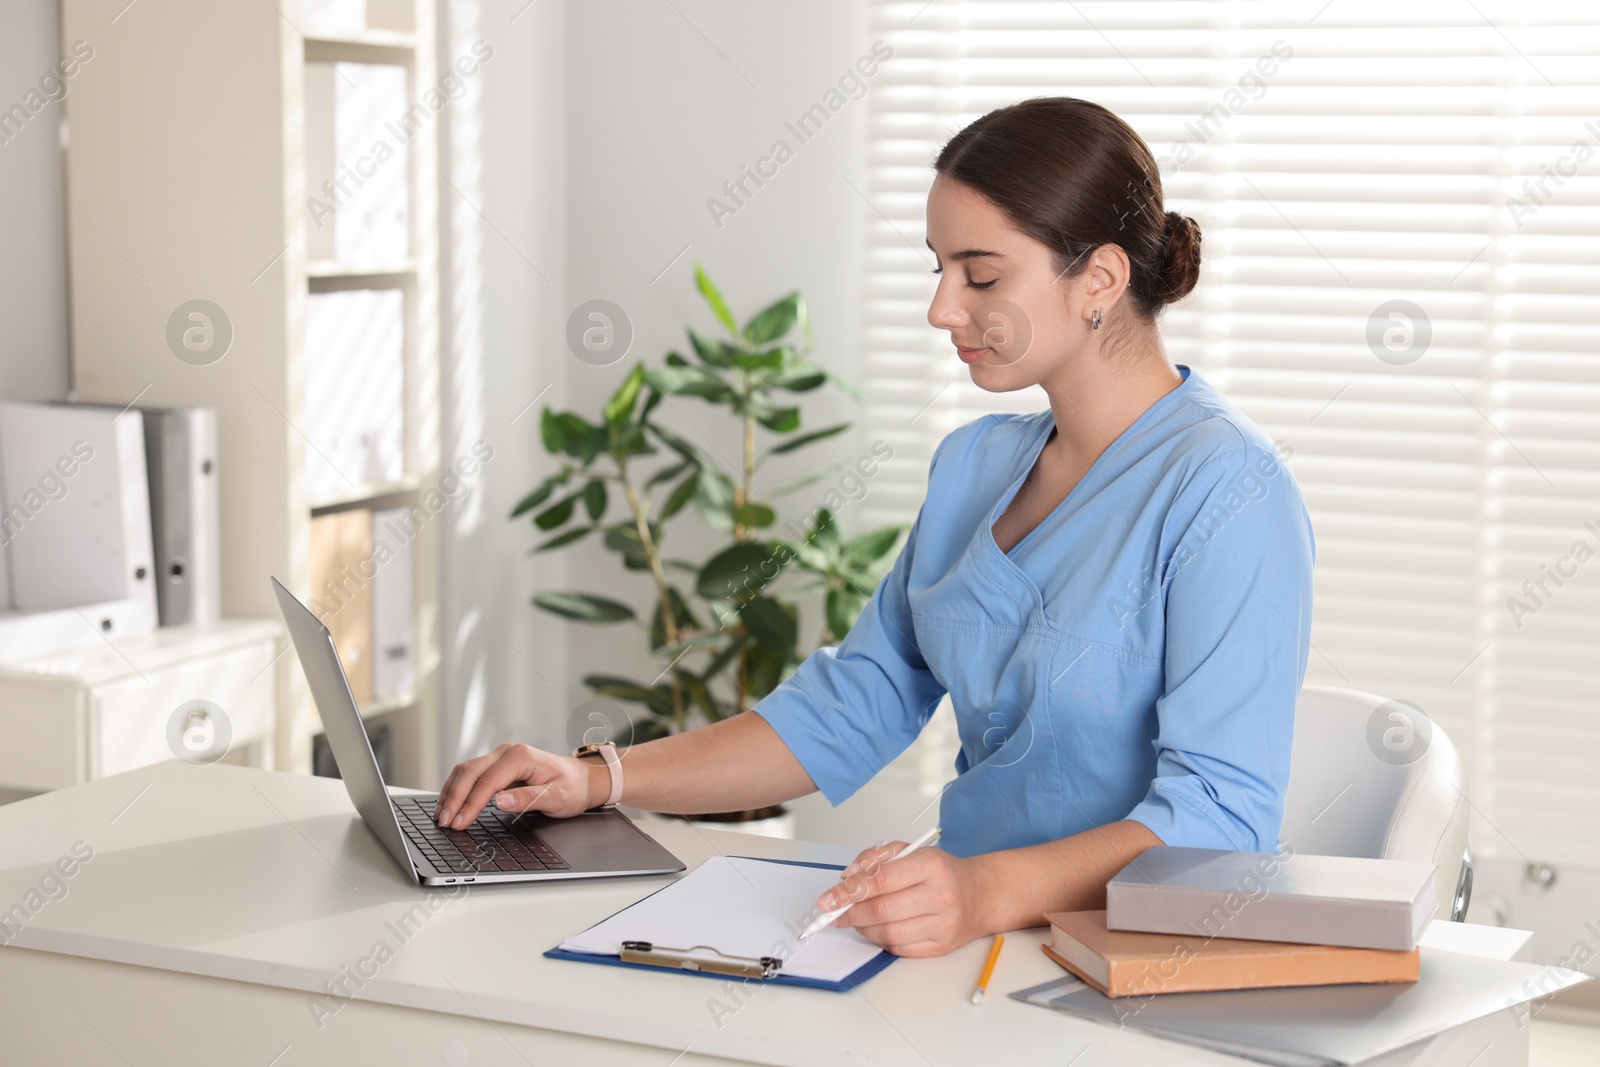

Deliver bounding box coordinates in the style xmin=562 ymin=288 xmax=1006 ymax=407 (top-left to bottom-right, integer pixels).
xmin=431 ymin=742 xmax=599 ymax=828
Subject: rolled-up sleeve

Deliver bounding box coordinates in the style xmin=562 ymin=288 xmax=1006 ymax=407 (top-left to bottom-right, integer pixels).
xmin=752 ymin=459 xmax=949 ymax=805
xmin=1126 ymin=444 xmax=1316 ymax=852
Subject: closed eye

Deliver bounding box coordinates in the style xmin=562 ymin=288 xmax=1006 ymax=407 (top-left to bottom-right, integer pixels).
xmin=931 ymin=267 xmax=998 ymax=291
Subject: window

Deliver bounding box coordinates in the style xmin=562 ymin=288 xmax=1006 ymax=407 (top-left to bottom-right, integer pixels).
xmin=861 ymin=0 xmax=1600 ymax=868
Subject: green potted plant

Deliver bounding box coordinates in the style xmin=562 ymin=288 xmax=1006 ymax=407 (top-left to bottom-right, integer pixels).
xmin=512 ymin=265 xmax=904 ymax=830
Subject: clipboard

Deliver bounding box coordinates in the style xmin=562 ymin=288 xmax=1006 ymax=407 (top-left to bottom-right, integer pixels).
xmin=544 ymin=856 xmax=898 ymax=991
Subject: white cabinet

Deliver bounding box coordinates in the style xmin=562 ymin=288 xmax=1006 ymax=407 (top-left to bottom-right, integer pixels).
xmin=0 ymin=621 xmax=280 ymax=791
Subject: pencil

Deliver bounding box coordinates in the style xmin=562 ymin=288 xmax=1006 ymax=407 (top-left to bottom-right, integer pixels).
xmin=970 ymin=934 xmax=1005 ymax=1004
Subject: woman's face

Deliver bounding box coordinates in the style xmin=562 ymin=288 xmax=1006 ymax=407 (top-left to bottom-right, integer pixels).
xmin=925 ymin=174 xmax=1125 ymax=392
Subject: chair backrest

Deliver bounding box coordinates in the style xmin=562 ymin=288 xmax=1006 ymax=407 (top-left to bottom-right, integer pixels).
xmin=1278 ymin=685 xmax=1470 ymax=921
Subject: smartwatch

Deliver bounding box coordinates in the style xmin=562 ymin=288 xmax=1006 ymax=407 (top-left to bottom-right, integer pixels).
xmin=572 ymin=741 xmax=624 ymax=809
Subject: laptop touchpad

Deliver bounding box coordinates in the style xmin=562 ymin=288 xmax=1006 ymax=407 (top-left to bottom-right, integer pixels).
xmin=524 ymin=812 xmax=661 ymax=872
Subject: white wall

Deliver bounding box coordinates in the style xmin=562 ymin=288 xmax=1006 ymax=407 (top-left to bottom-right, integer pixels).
xmin=0 ymin=0 xmax=70 ymax=403
xmin=437 ymin=0 xmax=571 ymax=775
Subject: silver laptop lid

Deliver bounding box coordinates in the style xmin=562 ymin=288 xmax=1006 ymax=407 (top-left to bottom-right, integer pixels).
xmin=270 ymin=576 xmax=418 ymax=879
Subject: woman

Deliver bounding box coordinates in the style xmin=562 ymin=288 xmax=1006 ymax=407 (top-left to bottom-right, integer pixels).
xmin=433 ymin=98 xmax=1315 ymax=959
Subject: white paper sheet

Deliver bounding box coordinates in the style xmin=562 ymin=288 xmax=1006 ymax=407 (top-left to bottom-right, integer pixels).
xmin=559 ymin=856 xmax=886 ymax=983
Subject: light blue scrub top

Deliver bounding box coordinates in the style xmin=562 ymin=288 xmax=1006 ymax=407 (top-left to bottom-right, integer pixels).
xmin=753 ymin=365 xmax=1316 ymax=859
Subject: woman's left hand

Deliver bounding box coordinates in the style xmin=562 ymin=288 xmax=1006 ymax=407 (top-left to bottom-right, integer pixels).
xmin=816 ymin=842 xmax=994 ymax=957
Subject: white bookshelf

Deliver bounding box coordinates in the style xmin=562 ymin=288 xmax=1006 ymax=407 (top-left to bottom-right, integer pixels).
xmin=61 ymin=0 xmax=441 ymax=786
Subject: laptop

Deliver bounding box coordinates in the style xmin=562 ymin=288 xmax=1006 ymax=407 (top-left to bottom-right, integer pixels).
xmin=271 ymin=577 xmax=685 ymax=886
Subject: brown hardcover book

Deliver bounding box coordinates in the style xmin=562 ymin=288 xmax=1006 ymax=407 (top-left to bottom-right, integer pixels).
xmin=1042 ymin=910 xmax=1419 ymax=998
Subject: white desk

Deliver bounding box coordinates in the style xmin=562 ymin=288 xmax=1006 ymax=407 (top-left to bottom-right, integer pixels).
xmin=0 ymin=761 xmax=1532 ymax=1066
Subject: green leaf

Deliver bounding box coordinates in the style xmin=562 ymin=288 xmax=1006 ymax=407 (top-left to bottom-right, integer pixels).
xmin=555 ymin=412 xmax=594 ymax=448
xmin=603 ymin=523 xmax=653 ymax=569
xmin=700 ymin=634 xmax=748 ymax=680
xmin=576 ymin=425 xmax=609 ymax=463
xmin=639 ymin=384 xmax=664 ymax=422
xmin=743 ymin=292 xmax=800 ymax=346
xmin=740 ymin=595 xmax=798 ymax=656
xmin=582 ymin=480 xmax=608 ymax=521
xmin=534 ymin=592 xmax=635 ymax=623
xmin=767 ymin=364 xmax=827 ymax=392
xmin=583 ymin=674 xmax=673 ymax=718
xmin=795 ymin=293 xmax=813 ymax=350
xmin=847 ymin=525 xmax=902 ymax=564
xmin=604 ymin=363 xmax=647 ymax=429
xmin=628 ymin=718 xmax=673 ymax=743
xmin=645 ymin=458 xmax=693 ymax=488
xmin=648 ymin=422 xmax=701 ymax=463
xmin=693 ymin=467 xmax=736 ymax=533
xmin=784 ymin=576 xmax=828 ymax=596
xmin=811 ymin=507 xmax=842 ymax=548
xmin=742 ymin=642 xmax=788 ymax=701
xmin=539 ymin=408 xmax=565 ymax=454
xmin=755 ymin=405 xmax=800 ymax=433
xmin=613 ymin=423 xmax=655 ymax=460
xmin=679 ymin=670 xmax=725 ymax=722
xmin=697 ymin=542 xmax=781 ymax=601
xmin=769 ymin=422 xmax=850 ymax=455
xmin=650 ymin=586 xmax=702 ymax=650
xmin=534 ymin=493 xmax=577 ymax=531
xmin=734 ymin=502 xmax=776 ymax=528
xmin=701 ymin=597 xmax=738 ymax=630
xmin=655 ymin=631 xmax=725 ymax=661
xmin=731 ymin=346 xmax=786 ymax=372
xmin=509 ymin=470 xmax=569 ymax=518
xmin=646 ymin=365 xmax=733 ymax=401
xmin=533 ymin=525 xmax=593 ymax=553
xmin=549 ymin=412 xmax=607 ymax=463
xmin=687 ymin=327 xmax=740 ymax=369
xmin=661 ymin=471 xmax=699 ymax=520
xmin=779 ymin=537 xmax=834 ymax=573
xmin=695 ymin=263 xmax=740 ymax=337
xmin=826 ymin=586 xmax=866 ymax=641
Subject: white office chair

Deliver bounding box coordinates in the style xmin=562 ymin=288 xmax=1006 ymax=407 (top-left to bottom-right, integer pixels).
xmin=1278 ymin=685 xmax=1473 ymax=922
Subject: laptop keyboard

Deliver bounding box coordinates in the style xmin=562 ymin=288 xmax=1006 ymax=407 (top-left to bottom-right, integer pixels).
xmin=393 ymin=796 xmax=570 ymax=874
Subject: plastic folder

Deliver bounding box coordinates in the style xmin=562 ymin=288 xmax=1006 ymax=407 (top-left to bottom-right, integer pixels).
xmin=546 ymin=855 xmax=897 ymax=991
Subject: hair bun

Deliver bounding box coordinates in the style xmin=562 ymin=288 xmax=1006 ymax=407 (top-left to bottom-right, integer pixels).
xmin=1158 ymin=211 xmax=1202 ymax=304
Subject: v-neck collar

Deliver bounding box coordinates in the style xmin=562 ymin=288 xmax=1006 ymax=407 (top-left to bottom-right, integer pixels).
xmin=983 ymin=365 xmax=1195 ymax=580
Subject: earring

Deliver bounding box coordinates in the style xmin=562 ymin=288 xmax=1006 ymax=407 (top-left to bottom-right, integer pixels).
xmin=1091 ymin=308 xmax=1103 ymax=331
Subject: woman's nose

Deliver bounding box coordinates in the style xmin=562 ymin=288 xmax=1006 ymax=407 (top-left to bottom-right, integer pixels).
xmin=927 ymin=288 xmax=967 ymax=332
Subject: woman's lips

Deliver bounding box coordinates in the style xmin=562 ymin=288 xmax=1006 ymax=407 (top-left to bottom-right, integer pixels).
xmin=957 ymin=346 xmax=991 ymax=365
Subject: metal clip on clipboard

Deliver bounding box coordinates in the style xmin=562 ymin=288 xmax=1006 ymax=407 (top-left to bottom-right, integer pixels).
xmin=620 ymin=940 xmax=784 ymax=979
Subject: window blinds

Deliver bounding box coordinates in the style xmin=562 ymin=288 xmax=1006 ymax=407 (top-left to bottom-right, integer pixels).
xmin=860 ymin=0 xmax=1600 ymax=869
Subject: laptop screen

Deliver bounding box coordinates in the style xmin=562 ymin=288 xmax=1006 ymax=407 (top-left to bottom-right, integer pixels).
xmin=271 ymin=576 xmax=417 ymax=876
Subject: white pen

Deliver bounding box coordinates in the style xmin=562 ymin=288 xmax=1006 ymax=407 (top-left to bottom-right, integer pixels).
xmin=799 ymin=826 xmax=943 ymax=941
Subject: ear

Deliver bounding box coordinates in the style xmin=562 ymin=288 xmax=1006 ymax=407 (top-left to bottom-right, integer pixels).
xmin=1082 ymin=244 xmax=1132 ymax=317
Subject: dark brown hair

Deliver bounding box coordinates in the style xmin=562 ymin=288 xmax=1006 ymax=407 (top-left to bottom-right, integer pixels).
xmin=933 ymin=97 xmax=1201 ymax=320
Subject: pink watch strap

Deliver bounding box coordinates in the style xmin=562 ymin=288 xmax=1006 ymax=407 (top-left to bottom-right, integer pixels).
xmin=597 ymin=742 xmax=623 ymax=808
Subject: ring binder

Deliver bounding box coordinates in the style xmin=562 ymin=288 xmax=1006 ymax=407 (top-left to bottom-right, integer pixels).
xmin=620 ymin=940 xmax=783 ymax=979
